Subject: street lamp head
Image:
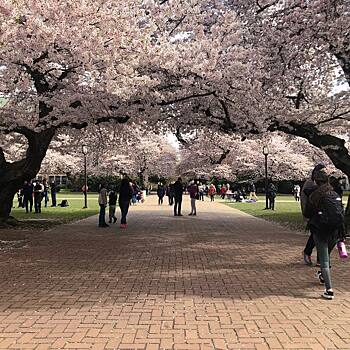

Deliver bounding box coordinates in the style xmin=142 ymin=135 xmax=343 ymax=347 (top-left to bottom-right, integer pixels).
xmin=82 ymin=145 xmax=88 ymax=155
xmin=263 ymin=145 xmax=269 ymax=156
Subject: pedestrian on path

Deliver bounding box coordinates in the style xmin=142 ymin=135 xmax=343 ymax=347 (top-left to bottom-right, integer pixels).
xmin=209 ymin=184 xmax=216 ymax=202
xmin=108 ymin=190 xmax=117 ymax=224
xmin=304 ymin=168 xmax=344 ymax=300
xmin=173 ymin=177 xmax=183 ymax=216
xmin=157 ymin=183 xmax=165 ymax=205
xmin=118 ymin=177 xmax=133 ymax=228
xmin=98 ymin=183 xmax=108 ymax=227
xmin=188 ymin=180 xmax=198 ymax=216
xmin=301 ymin=164 xmax=325 ymax=266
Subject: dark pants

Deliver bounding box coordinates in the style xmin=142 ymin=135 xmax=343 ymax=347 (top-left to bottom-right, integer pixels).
xmin=34 ymin=194 xmax=42 ymax=213
xmin=158 ymin=196 xmax=164 ymax=205
xmin=119 ymin=201 xmax=130 ymax=225
xmin=210 ymin=195 xmax=215 ymax=202
xmin=24 ymin=196 xmax=33 ymax=213
xmin=43 ymin=191 xmax=49 ymax=207
xmin=199 ymin=192 xmax=204 ymax=201
xmin=304 ymin=233 xmax=315 ymax=256
xmin=268 ymin=196 xmax=275 ymax=210
xmin=168 ymin=195 xmax=174 ymax=205
xmin=174 ymin=196 xmax=182 ymax=215
xmin=51 ymin=193 xmax=57 ymax=207
xmin=98 ymin=204 xmax=107 ymax=226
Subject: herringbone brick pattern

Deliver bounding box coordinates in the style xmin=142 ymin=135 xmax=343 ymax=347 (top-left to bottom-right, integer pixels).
xmin=0 ymin=196 xmax=349 ymax=349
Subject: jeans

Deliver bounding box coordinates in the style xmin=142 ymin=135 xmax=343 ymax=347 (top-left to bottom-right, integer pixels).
xmin=268 ymin=196 xmax=275 ymax=210
xmin=24 ymin=196 xmax=33 ymax=213
xmin=44 ymin=191 xmax=49 ymax=207
xmin=312 ymin=231 xmax=336 ymax=290
xmin=51 ymin=193 xmax=57 ymax=207
xmin=109 ymin=205 xmax=116 ymax=222
xmin=190 ymin=198 xmax=196 ymax=214
xmin=174 ymin=196 xmax=182 ymax=215
xmin=199 ymin=192 xmax=204 ymax=201
xmin=98 ymin=204 xmax=107 ymax=226
xmin=34 ymin=194 xmax=42 ymax=213
xmin=119 ymin=201 xmax=130 ymax=225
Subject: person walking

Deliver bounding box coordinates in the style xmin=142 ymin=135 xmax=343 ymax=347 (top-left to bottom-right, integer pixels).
xmin=118 ymin=177 xmax=133 ymax=228
xmin=173 ymin=177 xmax=184 ymax=216
xmin=267 ymin=182 xmax=277 ymax=210
xmin=304 ymin=168 xmax=344 ymax=300
xmin=249 ymin=182 xmax=258 ymax=201
xmin=209 ymin=184 xmax=216 ymax=202
xmin=167 ymin=183 xmax=174 ymax=205
xmin=98 ymin=183 xmax=108 ymax=227
xmin=108 ymin=190 xmax=117 ymax=224
xmin=301 ymin=164 xmax=326 ymax=266
xmin=33 ymin=180 xmax=44 ymax=214
xmin=50 ymin=181 xmax=57 ymax=207
xmin=188 ymin=181 xmax=198 ymax=216
xmin=220 ymin=184 xmax=227 ymax=199
xmin=22 ymin=180 xmax=34 ymax=213
xmin=198 ymin=183 xmax=205 ymax=201
xmin=157 ymin=183 xmax=165 ymax=205
xmin=293 ymin=184 xmax=301 ymax=202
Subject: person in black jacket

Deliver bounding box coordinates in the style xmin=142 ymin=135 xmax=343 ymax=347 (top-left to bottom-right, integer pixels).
xmin=118 ymin=177 xmax=133 ymax=228
xmin=173 ymin=177 xmax=184 ymax=216
xmin=108 ymin=190 xmax=117 ymax=224
xmin=22 ymin=180 xmax=34 ymax=213
xmin=304 ymin=168 xmax=342 ymax=300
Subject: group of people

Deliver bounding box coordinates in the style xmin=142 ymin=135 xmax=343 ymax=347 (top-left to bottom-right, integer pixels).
xmin=97 ymin=177 xmax=144 ymax=229
xmin=301 ymin=164 xmax=347 ymax=300
xmin=17 ymin=179 xmax=58 ymax=213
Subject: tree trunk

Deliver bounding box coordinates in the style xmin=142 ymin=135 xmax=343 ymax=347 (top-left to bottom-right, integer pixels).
xmin=0 ymin=128 xmax=55 ymax=221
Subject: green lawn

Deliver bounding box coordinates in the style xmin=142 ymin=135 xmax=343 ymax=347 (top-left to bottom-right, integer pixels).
xmin=222 ymin=194 xmax=349 ymax=232
xmin=11 ymin=192 xmax=99 ymax=229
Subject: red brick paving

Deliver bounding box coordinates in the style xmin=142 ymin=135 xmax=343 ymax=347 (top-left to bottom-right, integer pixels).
xmin=0 ymin=196 xmax=350 ymax=349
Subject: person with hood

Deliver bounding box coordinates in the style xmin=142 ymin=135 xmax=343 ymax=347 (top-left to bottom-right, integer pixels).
xmin=301 ymin=164 xmax=326 ymax=265
xmin=118 ymin=177 xmax=133 ymax=228
xmin=173 ymin=177 xmax=184 ymax=216
xmin=157 ymin=183 xmax=165 ymax=205
xmin=304 ymin=167 xmax=344 ymax=300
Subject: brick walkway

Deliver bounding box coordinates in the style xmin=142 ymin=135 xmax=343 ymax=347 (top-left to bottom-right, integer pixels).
xmin=0 ymin=196 xmax=350 ymax=350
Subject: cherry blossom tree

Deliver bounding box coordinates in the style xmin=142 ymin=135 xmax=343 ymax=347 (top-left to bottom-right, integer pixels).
xmin=0 ymin=0 xmax=238 ymax=220
xmin=177 ymin=132 xmax=339 ymax=182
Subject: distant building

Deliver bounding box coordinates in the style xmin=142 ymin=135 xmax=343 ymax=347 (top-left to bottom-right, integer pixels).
xmin=37 ymin=174 xmax=67 ymax=185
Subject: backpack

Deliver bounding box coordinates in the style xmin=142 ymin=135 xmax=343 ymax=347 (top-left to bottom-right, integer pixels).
xmin=317 ymin=191 xmax=344 ymax=229
xmin=59 ymin=200 xmax=69 ymax=207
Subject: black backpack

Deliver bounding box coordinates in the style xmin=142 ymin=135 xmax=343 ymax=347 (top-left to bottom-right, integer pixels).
xmin=317 ymin=191 xmax=344 ymax=229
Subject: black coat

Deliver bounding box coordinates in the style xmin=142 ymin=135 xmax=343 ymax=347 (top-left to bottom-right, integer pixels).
xmin=173 ymin=180 xmax=183 ymax=197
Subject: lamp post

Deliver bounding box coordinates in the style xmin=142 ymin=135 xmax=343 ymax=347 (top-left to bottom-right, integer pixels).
xmin=82 ymin=145 xmax=88 ymax=209
xmin=263 ymin=146 xmax=269 ymax=209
